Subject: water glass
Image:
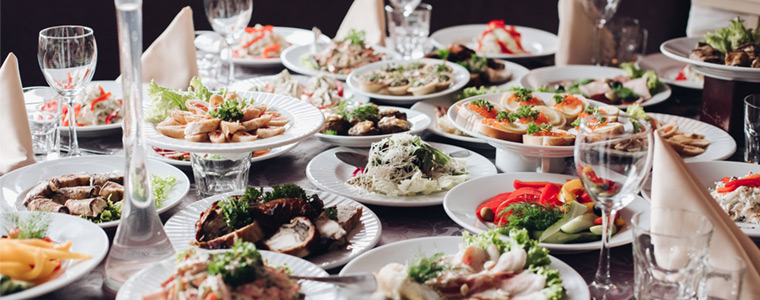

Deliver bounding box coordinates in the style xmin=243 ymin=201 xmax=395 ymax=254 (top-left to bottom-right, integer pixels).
xmin=385 ymin=3 xmax=432 ymax=59
xmin=28 ymin=103 xmax=61 ymax=158
xmin=194 ymin=31 xmax=223 ymax=88
xmin=191 ymin=152 xmax=252 ymax=197
xmin=631 ymin=209 xmax=714 ymax=300
xmin=744 ymin=94 xmax=760 ymax=163
xmin=202 ymin=0 xmax=252 ymax=85
xmin=603 ymin=17 xmax=648 ymax=66
xmin=699 ymin=255 xmax=745 ymax=300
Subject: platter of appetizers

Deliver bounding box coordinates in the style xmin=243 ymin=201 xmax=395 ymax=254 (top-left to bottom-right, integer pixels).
xmin=316 ymin=103 xmax=431 ymax=147
xmin=346 ymin=58 xmax=470 ymax=103
xmin=639 ymin=53 xmax=703 ymax=90
xmin=0 ymin=212 xmax=108 ymax=300
xmin=443 ymin=173 xmax=649 ymax=252
xmin=0 ymin=155 xmax=190 ymax=228
xmin=430 ymin=20 xmax=559 ymax=59
xmin=229 ymin=70 xmax=369 ymax=108
xmin=425 ymin=43 xmax=530 ymax=86
xmin=163 ymin=184 xmax=381 ymax=269
xmin=340 ymin=231 xmax=590 ymax=299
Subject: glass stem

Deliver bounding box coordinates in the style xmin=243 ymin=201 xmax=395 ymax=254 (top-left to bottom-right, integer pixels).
xmin=225 ymin=37 xmax=235 ymax=85
xmin=591 ymin=21 xmax=604 ymax=66
xmin=594 ymin=203 xmax=614 ymax=286
xmin=65 ymin=95 xmax=80 ymax=156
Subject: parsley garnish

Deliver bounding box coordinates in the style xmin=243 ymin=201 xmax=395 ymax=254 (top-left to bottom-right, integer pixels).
xmin=496 ymin=110 xmax=516 ymax=122
xmin=408 ymin=253 xmax=446 ymax=283
xmin=436 ymin=49 xmax=450 ymax=60
xmin=345 ymin=29 xmax=366 ymax=46
xmin=324 ymin=129 xmax=338 ymax=135
xmin=208 ymin=240 xmax=266 ymax=286
xmin=527 ymin=123 xmax=552 ymax=135
xmin=4 ymin=212 xmax=51 ymax=239
xmin=553 ymin=94 xmax=565 ymax=104
xmin=509 ymin=86 xmax=534 ymax=102
xmin=471 ymin=99 xmax=494 ymax=111
xmin=512 ymin=105 xmax=541 ymax=120
xmin=348 ymin=104 xmax=379 ymax=122
xmin=571 ymin=118 xmax=581 ymax=127
xmin=208 ymin=99 xmax=244 ymax=121
xmin=219 ymin=196 xmax=254 ymax=230
xmin=499 ymin=202 xmax=564 ymax=232
xmin=324 ymin=207 xmax=338 ymax=220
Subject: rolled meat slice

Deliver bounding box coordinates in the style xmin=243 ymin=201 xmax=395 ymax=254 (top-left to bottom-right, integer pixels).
xmin=208 ymin=130 xmax=227 ymax=143
xmin=220 ymin=121 xmax=245 ymax=137
xmin=242 ymin=104 xmax=267 ymax=121
xmin=99 ymin=181 xmax=124 ymax=202
xmin=27 ymin=198 xmax=69 ymax=214
xmin=23 ymin=181 xmax=53 ymax=206
xmin=55 ymin=186 xmax=100 ymax=201
xmin=65 ymin=197 xmax=108 ymax=217
xmin=231 ymin=131 xmax=258 ymax=142
xmin=256 ymin=126 xmax=286 ymax=139
xmin=48 ymin=172 xmax=91 ymax=191
xmin=91 ymin=172 xmax=124 ymax=186
xmin=242 ymin=114 xmax=272 ymax=131
xmin=184 ymin=118 xmax=221 ymax=136
xmin=156 ymin=124 xmax=186 ymax=139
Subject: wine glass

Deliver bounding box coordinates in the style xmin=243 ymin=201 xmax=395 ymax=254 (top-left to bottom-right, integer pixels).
xmin=390 ymin=0 xmax=421 ymax=14
xmin=203 ymin=0 xmax=252 ymax=85
xmin=38 ymin=26 xmax=97 ymax=157
xmin=574 ymin=114 xmax=653 ymax=299
xmin=578 ymin=0 xmax=622 ymax=65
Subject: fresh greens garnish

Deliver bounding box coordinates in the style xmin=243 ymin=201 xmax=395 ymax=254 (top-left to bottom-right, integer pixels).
xmin=241 ymin=186 xmax=264 ymax=203
xmin=509 ymin=86 xmax=534 ymax=102
xmin=411 ymin=136 xmax=453 ymax=174
xmin=526 ymin=123 xmax=553 ymax=135
xmin=4 ymin=212 xmax=51 ymax=239
xmin=324 ymin=129 xmax=338 ymax=135
xmin=264 ymin=184 xmax=308 ymax=202
xmin=208 ymin=240 xmax=266 ymax=286
xmin=219 ymin=196 xmax=254 ymax=230
xmin=407 ymin=252 xmax=445 ymax=283
xmin=571 ymin=118 xmax=581 ymax=128
xmin=620 ymin=62 xmax=644 ymax=78
xmin=496 ymin=110 xmax=516 ymax=123
xmin=435 ymin=48 xmax=450 ymax=60
xmin=324 ymin=207 xmax=338 ymax=221
xmin=470 ymin=99 xmax=494 ymax=111
xmin=83 ymin=199 xmax=121 ymax=223
xmin=455 ymin=86 xmax=506 ymax=100
xmin=611 ymin=85 xmax=639 ymax=101
xmin=208 ymin=99 xmax=244 ymax=121
xmin=146 ymin=77 xmax=217 ymax=123
xmin=703 ymin=17 xmax=760 ymax=53
xmin=435 ymin=64 xmax=450 ymax=73
xmin=0 ymin=275 xmax=34 ymax=296
xmin=463 ymin=228 xmax=551 ymax=267
xmin=348 ymin=104 xmax=379 ymax=122
xmin=512 ymin=105 xmax=541 ymax=120
xmin=620 ymin=63 xmax=662 ymax=93
xmin=498 ymin=202 xmax=563 ymax=232
xmin=553 ymin=94 xmax=565 ymax=104
xmin=345 ymin=29 xmax=366 ymax=46
xmin=151 ymin=174 xmax=177 ymax=209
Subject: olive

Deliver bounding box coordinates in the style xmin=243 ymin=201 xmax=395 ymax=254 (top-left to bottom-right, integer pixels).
xmin=556 ymin=85 xmax=566 ymax=93
xmin=479 ymin=207 xmax=495 ymax=222
xmin=608 ymin=80 xmax=623 ymax=89
xmin=604 ymin=91 xmax=619 ymax=103
xmin=593 ymin=204 xmax=603 ymax=217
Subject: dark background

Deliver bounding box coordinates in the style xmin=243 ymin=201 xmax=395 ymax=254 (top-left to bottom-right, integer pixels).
xmin=1 ymin=0 xmax=691 ymax=86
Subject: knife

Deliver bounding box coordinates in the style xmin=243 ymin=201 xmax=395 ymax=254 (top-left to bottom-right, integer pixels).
xmin=335 ymin=151 xmax=368 ymax=168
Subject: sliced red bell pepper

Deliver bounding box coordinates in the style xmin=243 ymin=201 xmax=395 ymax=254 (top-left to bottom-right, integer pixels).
xmin=720 ymin=177 xmax=732 ymax=183
xmin=476 ymin=192 xmax=511 ymax=222
xmin=90 ymin=92 xmax=112 ymax=110
xmin=262 ymin=43 xmax=280 ymax=59
xmin=539 ymin=183 xmax=561 ymax=207
xmin=717 ymin=174 xmax=760 ymax=193
xmin=513 ymin=180 xmax=562 ymax=190
xmin=575 ymin=189 xmax=593 ymax=203
xmin=505 ymin=187 xmax=542 ymax=203
xmin=105 ymin=109 xmax=120 ymax=125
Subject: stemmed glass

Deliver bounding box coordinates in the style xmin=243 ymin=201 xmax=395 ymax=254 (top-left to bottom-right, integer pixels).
xmin=390 ymin=0 xmax=421 ymax=13
xmin=203 ymin=0 xmax=252 ymax=85
xmin=38 ymin=26 xmax=97 ymax=157
xmin=574 ymin=114 xmax=653 ymax=299
xmin=578 ymin=0 xmax=622 ymax=65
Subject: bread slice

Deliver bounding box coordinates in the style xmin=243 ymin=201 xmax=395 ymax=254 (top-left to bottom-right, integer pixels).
xmin=523 ymin=129 xmax=576 ymax=146
xmin=475 ymin=119 xmax=524 ymax=142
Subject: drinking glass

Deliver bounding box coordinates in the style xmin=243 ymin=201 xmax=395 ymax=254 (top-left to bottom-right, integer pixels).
xmin=604 ymin=17 xmax=648 ymax=66
xmin=578 ymin=0 xmax=622 ymax=65
xmin=24 ymin=87 xmax=62 ymax=161
xmin=699 ymin=254 xmax=745 ymax=300
xmin=203 ymin=0 xmax=252 ymax=85
xmin=390 ymin=0 xmax=421 ymax=12
xmin=744 ymin=94 xmax=760 ymax=163
xmin=631 ymin=209 xmax=713 ymax=300
xmin=195 ymin=31 xmax=223 ymax=89
xmin=191 ymin=152 xmax=252 ymax=197
xmin=574 ymin=114 xmax=654 ymax=299
xmin=38 ymin=25 xmax=97 ymax=157
xmin=385 ymin=3 xmax=432 ymax=59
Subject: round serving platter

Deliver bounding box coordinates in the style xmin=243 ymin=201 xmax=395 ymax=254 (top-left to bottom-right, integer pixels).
xmin=281 ymin=43 xmax=399 ymax=81
xmin=430 ymin=24 xmax=559 ymax=59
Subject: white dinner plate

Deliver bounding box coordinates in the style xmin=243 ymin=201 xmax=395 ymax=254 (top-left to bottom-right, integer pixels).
xmin=660 ymin=37 xmax=760 ymax=82
xmin=647 ymin=113 xmax=736 ymax=162
xmin=24 ymin=80 xmax=123 ymax=138
xmin=410 ymin=97 xmax=491 ymax=147
xmin=430 ymin=24 xmax=559 ymax=59
xmin=340 ymin=235 xmax=590 ymax=300
xmin=306 ymin=142 xmax=497 ymax=207
xmin=315 ymin=106 xmax=431 ymax=147
xmin=280 ymin=43 xmax=398 ymax=81
xmin=228 ymin=73 xmax=370 ymax=104
xmin=143 ymin=91 xmax=324 ymax=153
xmin=164 ymin=188 xmax=382 ymax=269
xmin=642 ymin=161 xmax=760 ymax=238
xmin=0 ymin=155 xmax=190 ymax=229
xmin=196 ymin=27 xmax=332 ymax=67
xmin=0 ymin=211 xmax=109 ymax=300
xmin=149 ymin=142 xmax=300 ymax=169
xmin=443 ymin=173 xmax=649 ymax=253
xmin=520 ymin=65 xmax=672 ymax=108
xmin=639 ymin=53 xmax=703 ymax=90
xmin=346 ymin=58 xmax=470 ymax=104
xmin=116 ymin=249 xmax=334 ymax=300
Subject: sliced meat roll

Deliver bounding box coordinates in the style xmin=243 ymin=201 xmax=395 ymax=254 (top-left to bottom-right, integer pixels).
xmin=231 ymin=131 xmax=258 ymax=142
xmin=242 ymin=104 xmax=267 ymax=121
xmin=156 ymin=125 xmax=186 ymax=139
xmin=242 ymin=114 xmax=272 ymax=131
xmin=90 ymin=173 xmax=124 ymax=186
xmin=220 ymin=121 xmax=245 ymax=137
xmin=256 ymin=126 xmax=285 ymax=139
xmin=65 ymin=197 xmax=108 ymax=217
xmin=99 ymin=181 xmax=124 ymax=202
xmin=55 ymin=186 xmax=100 ymax=202
xmin=208 ymin=130 xmax=227 ymax=143
xmin=49 ymin=172 xmax=91 ymax=191
xmin=23 ymin=181 xmax=53 ymax=206
xmin=184 ymin=118 xmax=221 ymax=136
xmin=27 ymin=198 xmax=69 ymax=213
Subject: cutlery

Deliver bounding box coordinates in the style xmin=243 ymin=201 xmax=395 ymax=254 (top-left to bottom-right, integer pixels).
xmin=311 ymin=27 xmax=322 ymax=54
xmin=291 ymin=273 xmax=377 ymax=293
xmin=335 ymin=149 xmax=471 ymax=168
xmin=60 ymin=145 xmax=114 ymax=155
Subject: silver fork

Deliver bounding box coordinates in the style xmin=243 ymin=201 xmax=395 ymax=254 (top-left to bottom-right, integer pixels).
xmin=291 ymin=273 xmax=377 ymax=293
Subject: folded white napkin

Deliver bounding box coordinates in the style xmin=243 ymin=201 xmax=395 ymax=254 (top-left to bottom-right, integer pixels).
xmin=651 ymin=133 xmax=760 ymax=299
xmin=135 ymin=6 xmax=198 ymax=89
xmin=335 ymin=0 xmax=386 ymax=46
xmin=0 ymin=53 xmax=36 ymax=175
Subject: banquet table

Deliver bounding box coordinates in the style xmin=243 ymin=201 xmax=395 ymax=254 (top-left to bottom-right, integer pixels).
xmin=31 ymin=64 xmax=758 ymax=299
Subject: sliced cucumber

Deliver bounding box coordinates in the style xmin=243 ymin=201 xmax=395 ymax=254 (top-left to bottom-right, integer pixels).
xmin=589 ymin=224 xmax=618 ymax=236
xmin=539 ymin=201 xmax=589 ymax=242
xmin=541 ymin=231 xmax=583 ymax=244
xmin=568 ymin=232 xmax=602 ymax=243
xmin=531 ymin=230 xmax=544 ymax=241
xmin=559 ymin=213 xmax=597 ymax=234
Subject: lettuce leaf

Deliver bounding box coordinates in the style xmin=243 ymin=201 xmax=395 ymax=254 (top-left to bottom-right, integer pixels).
xmin=703 ymin=17 xmax=760 ymax=53
xmin=145 ymin=80 xmax=192 ymax=123
xmin=530 ymin=265 xmax=564 ymax=300
xmin=620 ymin=62 xmax=643 ymax=78
xmin=462 ymin=228 xmax=551 ymax=267
xmin=642 ymin=70 xmax=662 ymax=93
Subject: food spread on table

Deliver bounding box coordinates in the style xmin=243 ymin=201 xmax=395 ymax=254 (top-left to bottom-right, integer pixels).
xmin=301 ymin=29 xmax=384 ymax=75
xmin=147 ymin=78 xmax=289 ymax=144
xmin=251 ymin=69 xmax=346 ymax=109
xmin=320 ymin=102 xmax=410 ymax=136
xmin=40 ymin=84 xmax=122 ymax=127
xmin=22 ymin=172 xmax=176 ymax=223
xmin=372 ymin=229 xmax=563 ymax=299
xmin=626 ymin=105 xmax=711 ymax=156
xmin=153 ymin=147 xmax=272 ymax=162
xmin=143 ymin=241 xmax=302 ymax=300
xmin=357 ymin=61 xmax=455 ymax=96
xmin=674 ymin=65 xmax=704 ymax=86
xmin=192 ymin=184 xmax=363 ymax=260
xmin=454 ymin=88 xmax=623 ymax=146
xmin=0 ymin=213 xmax=92 ymax=296
xmin=234 ymin=24 xmax=289 ymax=59
xmin=475 ymin=20 xmax=527 ymax=55
xmin=426 ymin=44 xmax=512 ymax=86
xmin=709 ymin=173 xmax=760 ymax=224
xmin=541 ymin=63 xmax=663 ymax=105
xmin=690 ymin=17 xmax=760 ymax=68
xmin=475 ymin=179 xmax=624 ymax=244
xmin=347 ymin=133 xmax=468 ymax=196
